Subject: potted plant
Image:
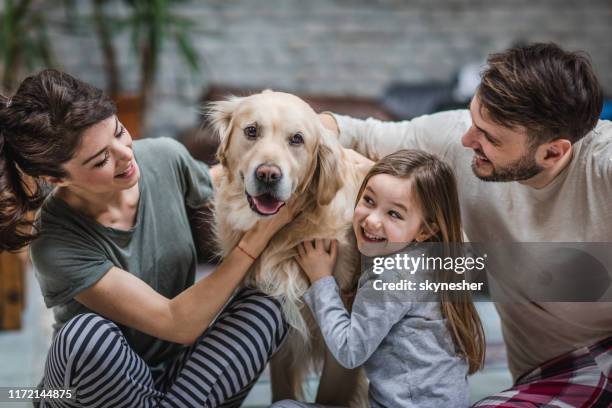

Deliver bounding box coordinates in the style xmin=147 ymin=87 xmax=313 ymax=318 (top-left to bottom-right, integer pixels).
xmin=0 ymin=0 xmax=59 ymax=330
xmin=0 ymin=0 xmax=56 ymax=92
xmin=86 ymin=0 xmax=201 ymax=137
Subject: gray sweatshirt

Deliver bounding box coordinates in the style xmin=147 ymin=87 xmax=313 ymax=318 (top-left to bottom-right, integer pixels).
xmin=304 ymin=248 xmax=469 ymax=408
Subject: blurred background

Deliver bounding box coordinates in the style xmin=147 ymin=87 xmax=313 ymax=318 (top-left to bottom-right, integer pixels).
xmin=1 ymin=0 xmax=611 ymax=406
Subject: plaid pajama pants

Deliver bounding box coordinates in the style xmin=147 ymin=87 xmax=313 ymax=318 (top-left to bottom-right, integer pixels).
xmin=473 ymin=336 xmax=612 ymax=408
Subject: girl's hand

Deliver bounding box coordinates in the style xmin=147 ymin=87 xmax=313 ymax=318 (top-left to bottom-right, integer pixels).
xmin=296 ymin=239 xmax=338 ymax=284
xmin=240 ymin=202 xmax=299 ymax=258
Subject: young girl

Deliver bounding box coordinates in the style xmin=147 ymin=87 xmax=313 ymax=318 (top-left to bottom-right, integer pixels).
xmin=274 ymin=149 xmax=485 ymax=408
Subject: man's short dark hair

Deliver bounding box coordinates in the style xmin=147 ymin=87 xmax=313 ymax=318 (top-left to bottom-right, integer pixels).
xmin=478 ymin=42 xmax=603 ymax=145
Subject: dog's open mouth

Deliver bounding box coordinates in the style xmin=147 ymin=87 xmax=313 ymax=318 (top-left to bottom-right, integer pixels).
xmin=246 ymin=192 xmax=286 ymax=216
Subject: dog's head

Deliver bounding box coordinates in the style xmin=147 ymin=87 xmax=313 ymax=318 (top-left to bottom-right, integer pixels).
xmin=209 ymin=90 xmax=343 ymax=220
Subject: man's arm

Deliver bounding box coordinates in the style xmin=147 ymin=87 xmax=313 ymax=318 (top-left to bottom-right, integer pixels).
xmin=319 ymin=110 xmax=467 ymax=161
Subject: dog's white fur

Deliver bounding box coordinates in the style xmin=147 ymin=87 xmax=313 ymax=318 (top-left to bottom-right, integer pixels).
xmin=209 ymin=91 xmax=369 ymax=405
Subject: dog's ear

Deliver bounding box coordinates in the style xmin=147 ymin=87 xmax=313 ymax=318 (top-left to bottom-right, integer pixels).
xmin=207 ymin=96 xmax=243 ymax=167
xmin=309 ymin=127 xmax=344 ymax=206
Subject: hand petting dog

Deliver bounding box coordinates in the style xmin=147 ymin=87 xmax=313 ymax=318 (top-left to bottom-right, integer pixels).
xmin=296 ymin=238 xmax=338 ymax=284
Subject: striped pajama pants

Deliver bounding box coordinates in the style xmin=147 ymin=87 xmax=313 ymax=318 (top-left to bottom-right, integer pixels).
xmin=39 ymin=287 xmax=288 ymax=407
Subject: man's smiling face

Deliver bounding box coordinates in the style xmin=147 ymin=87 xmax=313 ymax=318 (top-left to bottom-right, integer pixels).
xmin=461 ymin=95 xmax=543 ymax=182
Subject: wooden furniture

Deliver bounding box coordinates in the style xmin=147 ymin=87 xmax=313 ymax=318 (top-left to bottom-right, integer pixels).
xmin=0 ymin=251 xmax=27 ymax=330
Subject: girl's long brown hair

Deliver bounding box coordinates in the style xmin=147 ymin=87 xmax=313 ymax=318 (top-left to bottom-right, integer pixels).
xmin=355 ymin=149 xmax=485 ymax=374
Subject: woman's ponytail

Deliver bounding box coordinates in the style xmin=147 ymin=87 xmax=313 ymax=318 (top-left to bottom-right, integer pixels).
xmin=0 ymin=94 xmax=48 ymax=252
xmin=0 ymin=70 xmax=116 ymax=252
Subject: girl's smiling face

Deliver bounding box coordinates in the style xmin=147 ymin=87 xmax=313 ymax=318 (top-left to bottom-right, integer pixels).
xmin=353 ymin=173 xmax=429 ymax=257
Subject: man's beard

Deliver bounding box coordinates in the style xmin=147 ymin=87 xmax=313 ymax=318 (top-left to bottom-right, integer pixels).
xmin=472 ymin=149 xmax=543 ymax=182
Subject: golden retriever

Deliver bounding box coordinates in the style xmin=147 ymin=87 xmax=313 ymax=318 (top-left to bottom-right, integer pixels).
xmin=209 ymin=90 xmax=369 ymax=406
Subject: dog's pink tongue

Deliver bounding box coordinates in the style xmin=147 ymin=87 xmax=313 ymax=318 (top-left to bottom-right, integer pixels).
xmin=253 ymin=194 xmax=285 ymax=215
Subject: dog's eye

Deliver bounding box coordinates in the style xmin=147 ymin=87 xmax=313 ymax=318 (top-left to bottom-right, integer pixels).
xmin=244 ymin=125 xmax=258 ymax=140
xmin=289 ymin=133 xmax=304 ymax=146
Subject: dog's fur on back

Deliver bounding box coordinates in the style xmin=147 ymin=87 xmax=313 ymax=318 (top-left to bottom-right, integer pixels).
xmin=209 ymin=91 xmax=368 ymax=404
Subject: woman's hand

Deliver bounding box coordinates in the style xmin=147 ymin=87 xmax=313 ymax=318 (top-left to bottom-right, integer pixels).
xmin=296 ymin=239 xmax=338 ymax=284
xmin=240 ymin=202 xmax=298 ymax=258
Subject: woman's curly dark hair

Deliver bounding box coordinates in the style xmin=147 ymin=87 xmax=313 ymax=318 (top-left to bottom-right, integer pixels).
xmin=0 ymin=69 xmax=116 ymax=251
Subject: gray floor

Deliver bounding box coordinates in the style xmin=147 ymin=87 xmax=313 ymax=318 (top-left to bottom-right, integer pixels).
xmin=0 ymin=265 xmax=511 ymax=407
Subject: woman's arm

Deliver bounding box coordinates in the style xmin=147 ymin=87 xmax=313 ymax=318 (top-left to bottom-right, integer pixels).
xmin=75 ymin=205 xmax=295 ymax=345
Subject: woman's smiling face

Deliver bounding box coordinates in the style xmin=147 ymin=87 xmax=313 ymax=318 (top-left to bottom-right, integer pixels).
xmin=353 ymin=173 xmax=427 ymax=257
xmin=58 ymin=115 xmax=140 ymax=194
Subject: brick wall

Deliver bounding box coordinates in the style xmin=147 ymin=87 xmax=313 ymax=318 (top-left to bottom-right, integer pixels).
xmin=48 ymin=0 xmax=612 ymax=135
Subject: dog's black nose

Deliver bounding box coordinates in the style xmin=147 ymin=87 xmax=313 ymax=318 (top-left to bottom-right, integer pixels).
xmin=255 ymin=164 xmax=282 ymax=184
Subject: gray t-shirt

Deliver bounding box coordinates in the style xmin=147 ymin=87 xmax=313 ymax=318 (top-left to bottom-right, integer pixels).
xmin=30 ymin=137 xmax=213 ymax=366
xmin=304 ymin=245 xmax=469 ymax=408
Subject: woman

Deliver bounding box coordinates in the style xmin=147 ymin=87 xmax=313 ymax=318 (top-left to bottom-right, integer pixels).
xmin=0 ymin=69 xmax=295 ymax=407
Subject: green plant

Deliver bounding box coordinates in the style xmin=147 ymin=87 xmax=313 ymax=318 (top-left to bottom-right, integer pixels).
xmin=92 ymin=0 xmax=121 ymax=95
xmin=0 ymin=0 xmax=56 ymax=92
xmin=1 ymin=0 xmax=202 ymax=131
xmin=89 ymin=0 xmax=201 ymax=121
xmin=128 ymin=0 xmax=200 ymax=106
